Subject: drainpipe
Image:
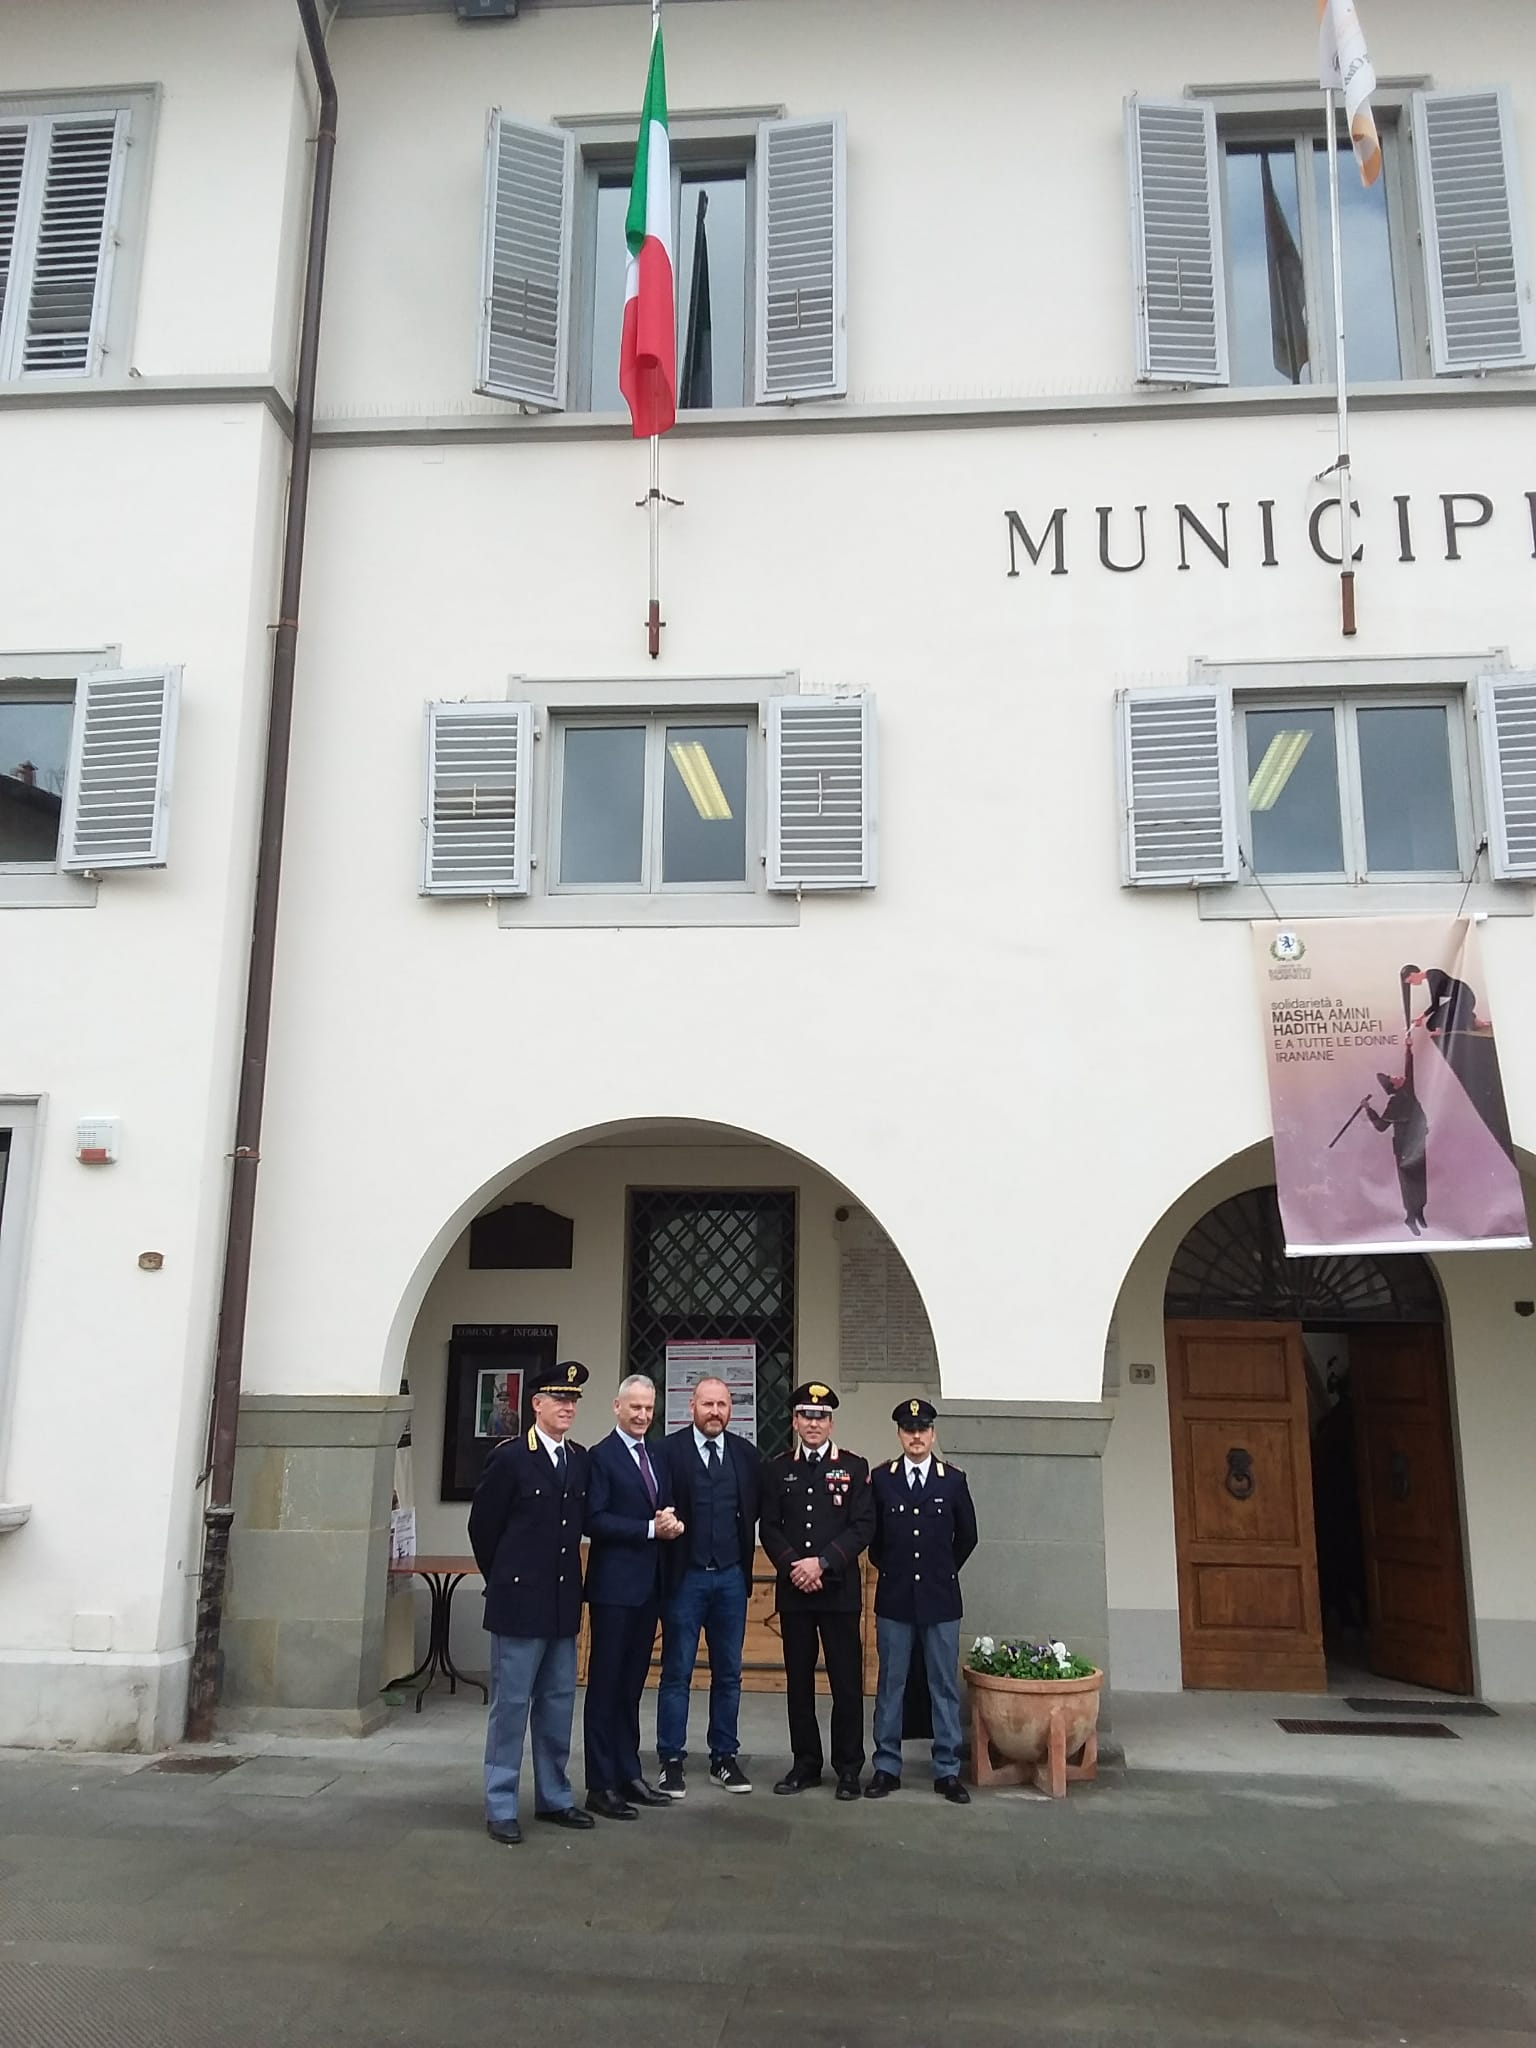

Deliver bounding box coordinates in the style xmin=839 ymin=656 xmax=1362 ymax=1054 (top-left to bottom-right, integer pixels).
xmin=184 ymin=0 xmax=337 ymax=1741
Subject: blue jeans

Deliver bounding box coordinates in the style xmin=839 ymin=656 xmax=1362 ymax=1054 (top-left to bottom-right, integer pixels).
xmin=484 ymin=1632 xmax=577 ymax=1824
xmin=872 ymin=1616 xmax=963 ymax=1781
xmin=656 ymin=1564 xmax=748 ymax=1764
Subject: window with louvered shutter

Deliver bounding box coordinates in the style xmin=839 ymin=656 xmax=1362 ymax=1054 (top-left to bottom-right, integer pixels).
xmin=766 ymin=694 xmax=875 ymax=891
xmin=1476 ymin=673 xmax=1536 ymax=880
xmin=1414 ymin=89 xmax=1536 ymax=374
xmin=755 ymin=116 xmax=846 ymax=403
xmin=477 ymin=113 xmax=575 ymax=411
xmin=423 ymin=702 xmax=532 ymax=897
xmin=59 ymin=666 xmax=180 ymax=872
xmin=1125 ymin=97 xmax=1229 ymax=387
xmin=0 ymin=110 xmax=127 ymax=380
xmin=1118 ymin=686 xmax=1238 ymax=886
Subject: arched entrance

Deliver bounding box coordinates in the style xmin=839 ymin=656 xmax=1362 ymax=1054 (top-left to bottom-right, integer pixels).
xmin=1163 ymin=1188 xmax=1472 ymax=1695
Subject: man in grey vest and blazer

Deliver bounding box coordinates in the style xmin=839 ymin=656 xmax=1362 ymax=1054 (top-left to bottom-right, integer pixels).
xmin=654 ymin=1377 xmax=762 ymax=1798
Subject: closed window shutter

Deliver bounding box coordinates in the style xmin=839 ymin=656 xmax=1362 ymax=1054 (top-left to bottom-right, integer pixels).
xmin=1476 ymin=672 xmax=1536 ymax=879
xmin=0 ymin=124 xmax=27 ymax=338
xmin=477 ymin=112 xmax=574 ymax=410
xmin=755 ymin=116 xmax=847 ymax=403
xmin=1117 ymin=685 xmax=1237 ymax=886
xmin=59 ymin=665 xmax=180 ymax=872
xmin=1414 ymin=89 xmax=1536 ymax=373
xmin=1125 ymin=97 xmax=1228 ymax=387
xmin=767 ymin=694 xmax=875 ymax=891
xmin=423 ymin=702 xmax=532 ymax=897
xmin=21 ymin=113 xmax=127 ymax=376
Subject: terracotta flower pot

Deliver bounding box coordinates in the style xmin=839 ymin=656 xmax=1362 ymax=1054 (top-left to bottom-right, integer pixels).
xmin=963 ymin=1666 xmax=1103 ymax=1798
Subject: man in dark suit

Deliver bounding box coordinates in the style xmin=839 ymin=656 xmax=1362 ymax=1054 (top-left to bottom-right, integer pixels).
xmin=582 ymin=1373 xmax=685 ymax=1819
xmin=654 ymin=1376 xmax=762 ymax=1798
xmin=759 ymin=1380 xmax=875 ymax=1801
xmin=865 ymin=1397 xmax=979 ymax=1806
xmin=467 ymin=1359 xmax=596 ymax=1846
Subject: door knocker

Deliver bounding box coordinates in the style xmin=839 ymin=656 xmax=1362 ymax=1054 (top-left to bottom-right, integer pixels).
xmin=1224 ymin=1447 xmax=1256 ymax=1500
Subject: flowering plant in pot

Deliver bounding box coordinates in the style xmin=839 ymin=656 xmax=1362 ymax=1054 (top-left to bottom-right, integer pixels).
xmin=962 ymin=1635 xmax=1102 ymax=1797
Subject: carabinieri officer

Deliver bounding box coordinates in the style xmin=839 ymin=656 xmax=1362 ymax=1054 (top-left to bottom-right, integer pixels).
xmin=759 ymin=1380 xmax=875 ymax=1801
xmin=865 ymin=1397 xmax=978 ymax=1806
xmin=468 ymin=1359 xmax=596 ymax=1845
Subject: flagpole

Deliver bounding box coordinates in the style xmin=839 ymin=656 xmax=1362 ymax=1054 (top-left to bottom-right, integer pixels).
xmin=1324 ymin=86 xmax=1356 ymax=636
xmin=646 ymin=0 xmax=663 ymax=659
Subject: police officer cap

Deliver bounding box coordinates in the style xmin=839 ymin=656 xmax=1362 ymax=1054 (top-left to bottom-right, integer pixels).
xmin=893 ymin=1396 xmax=937 ymax=1428
xmin=532 ymin=1360 xmax=589 ymax=1399
xmin=790 ymin=1380 xmax=839 ymax=1413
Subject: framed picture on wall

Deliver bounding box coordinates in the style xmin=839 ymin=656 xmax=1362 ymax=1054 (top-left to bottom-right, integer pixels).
xmin=441 ymin=1323 xmax=557 ymax=1501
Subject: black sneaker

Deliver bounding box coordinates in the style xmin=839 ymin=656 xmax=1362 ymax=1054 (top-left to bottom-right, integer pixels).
xmin=659 ymin=1759 xmax=687 ymax=1800
xmin=709 ymin=1756 xmax=751 ymax=1794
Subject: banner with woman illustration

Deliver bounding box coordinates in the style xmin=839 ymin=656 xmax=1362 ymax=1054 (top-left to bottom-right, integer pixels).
xmin=1253 ymin=918 xmax=1529 ymax=1255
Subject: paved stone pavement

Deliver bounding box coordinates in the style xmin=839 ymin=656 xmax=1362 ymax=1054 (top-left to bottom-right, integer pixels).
xmin=2 ymin=1702 xmax=1534 ymax=2048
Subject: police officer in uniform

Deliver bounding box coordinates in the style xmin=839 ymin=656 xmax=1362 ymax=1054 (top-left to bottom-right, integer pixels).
xmin=468 ymin=1359 xmax=596 ymax=1845
xmin=759 ymin=1381 xmax=876 ymax=1800
xmin=865 ymin=1396 xmax=978 ymax=1805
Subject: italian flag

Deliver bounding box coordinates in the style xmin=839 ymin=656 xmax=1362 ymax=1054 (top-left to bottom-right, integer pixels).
xmin=620 ymin=22 xmax=676 ymax=438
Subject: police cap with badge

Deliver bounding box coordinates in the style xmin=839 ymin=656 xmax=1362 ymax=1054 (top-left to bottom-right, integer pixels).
xmin=893 ymin=1397 xmax=937 ymax=1428
xmin=791 ymin=1381 xmax=839 ymax=1413
xmin=532 ymin=1360 xmax=589 ymax=1399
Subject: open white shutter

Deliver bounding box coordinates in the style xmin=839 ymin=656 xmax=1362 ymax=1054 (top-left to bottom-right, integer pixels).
xmin=1125 ymin=97 xmax=1228 ymax=387
xmin=1476 ymin=672 xmax=1536 ymax=879
xmin=1117 ymin=685 xmax=1237 ymax=886
xmin=767 ymin=694 xmax=875 ymax=891
xmin=755 ymin=115 xmax=847 ymax=403
xmin=20 ymin=112 xmax=128 ymax=376
xmin=59 ymin=665 xmax=180 ymax=871
xmin=1414 ymin=89 xmax=1536 ymax=373
xmin=476 ymin=112 xmax=574 ymax=410
xmin=423 ymin=702 xmax=532 ymax=897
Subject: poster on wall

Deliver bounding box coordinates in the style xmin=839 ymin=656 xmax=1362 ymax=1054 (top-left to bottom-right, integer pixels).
xmin=440 ymin=1324 xmax=557 ymax=1501
xmin=664 ymin=1340 xmax=758 ymax=1443
xmin=1252 ymin=918 xmax=1529 ymax=1255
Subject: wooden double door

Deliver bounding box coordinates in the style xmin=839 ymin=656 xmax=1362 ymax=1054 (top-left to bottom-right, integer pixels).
xmin=1165 ymin=1320 xmax=1472 ymax=1694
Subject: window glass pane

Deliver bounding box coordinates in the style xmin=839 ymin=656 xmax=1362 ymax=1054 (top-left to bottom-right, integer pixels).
xmin=663 ymin=723 xmax=748 ymax=883
xmin=1313 ymin=141 xmax=1401 ymax=381
xmin=1226 ymin=146 xmax=1314 ymax=388
xmin=1357 ymin=706 xmax=1458 ymax=872
xmin=0 ymin=699 xmax=70 ymax=862
xmin=1245 ymin=707 xmax=1344 ymax=873
xmin=677 ymin=171 xmax=746 ymax=409
xmin=590 ymin=177 xmax=630 ymax=413
xmin=560 ymin=726 xmax=646 ymax=885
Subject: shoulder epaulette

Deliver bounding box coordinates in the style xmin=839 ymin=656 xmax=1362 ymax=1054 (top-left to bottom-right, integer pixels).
xmin=526 ymin=1425 xmax=538 ymax=1450
xmin=889 ymin=1458 xmax=900 ymax=1473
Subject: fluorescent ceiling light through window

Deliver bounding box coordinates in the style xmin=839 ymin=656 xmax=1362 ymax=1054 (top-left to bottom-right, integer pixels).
xmin=1248 ymin=728 xmax=1312 ymax=812
xmin=668 ymin=739 xmax=733 ymax=820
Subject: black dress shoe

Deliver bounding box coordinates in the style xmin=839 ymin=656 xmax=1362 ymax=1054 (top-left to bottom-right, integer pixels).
xmin=536 ymin=1806 xmax=596 ymax=1830
xmin=486 ymin=1818 xmax=522 ymax=1845
xmin=863 ymin=1770 xmax=901 ymax=1799
xmin=622 ymin=1777 xmax=673 ymax=1808
xmin=934 ymin=1776 xmax=971 ymax=1805
xmin=835 ymin=1773 xmax=862 ymax=1801
xmin=584 ymin=1789 xmax=639 ymax=1821
xmin=772 ymin=1766 xmax=823 ymax=1795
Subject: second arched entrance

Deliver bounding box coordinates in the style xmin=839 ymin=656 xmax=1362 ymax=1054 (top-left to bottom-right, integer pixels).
xmin=1163 ymin=1188 xmax=1472 ymax=1695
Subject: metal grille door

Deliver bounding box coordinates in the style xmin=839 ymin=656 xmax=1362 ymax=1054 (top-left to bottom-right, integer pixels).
xmin=626 ymin=1190 xmax=797 ymax=1455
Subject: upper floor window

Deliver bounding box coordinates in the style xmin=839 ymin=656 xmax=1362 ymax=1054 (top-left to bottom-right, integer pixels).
xmin=1118 ymin=668 xmax=1536 ymax=891
xmin=421 ymin=691 xmax=876 ymax=917
xmin=1126 ymin=87 xmax=1536 ymax=388
xmin=0 ymin=662 xmax=180 ymax=877
xmin=0 ymin=91 xmax=155 ymax=382
xmin=476 ymin=110 xmax=846 ymax=415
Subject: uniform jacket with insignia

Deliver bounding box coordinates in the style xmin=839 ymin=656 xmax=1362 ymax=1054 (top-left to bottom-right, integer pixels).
xmin=759 ymin=1442 xmax=875 ymax=1613
xmin=468 ymin=1428 xmax=589 ymax=1639
xmin=868 ymin=1456 xmax=978 ymax=1626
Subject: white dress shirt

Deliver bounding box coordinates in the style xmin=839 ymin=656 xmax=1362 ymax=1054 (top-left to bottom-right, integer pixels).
xmin=533 ymin=1424 xmax=567 ymax=1467
xmin=903 ymin=1454 xmax=933 ymax=1489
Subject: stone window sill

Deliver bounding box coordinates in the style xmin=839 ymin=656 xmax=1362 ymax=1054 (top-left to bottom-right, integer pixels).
xmin=0 ymin=1502 xmax=32 ymax=1534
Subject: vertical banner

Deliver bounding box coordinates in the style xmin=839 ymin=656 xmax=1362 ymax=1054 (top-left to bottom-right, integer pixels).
xmin=1253 ymin=918 xmax=1528 ymax=1254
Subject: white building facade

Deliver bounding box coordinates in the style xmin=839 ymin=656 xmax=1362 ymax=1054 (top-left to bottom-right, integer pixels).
xmin=2 ymin=0 xmax=1535 ymax=1747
